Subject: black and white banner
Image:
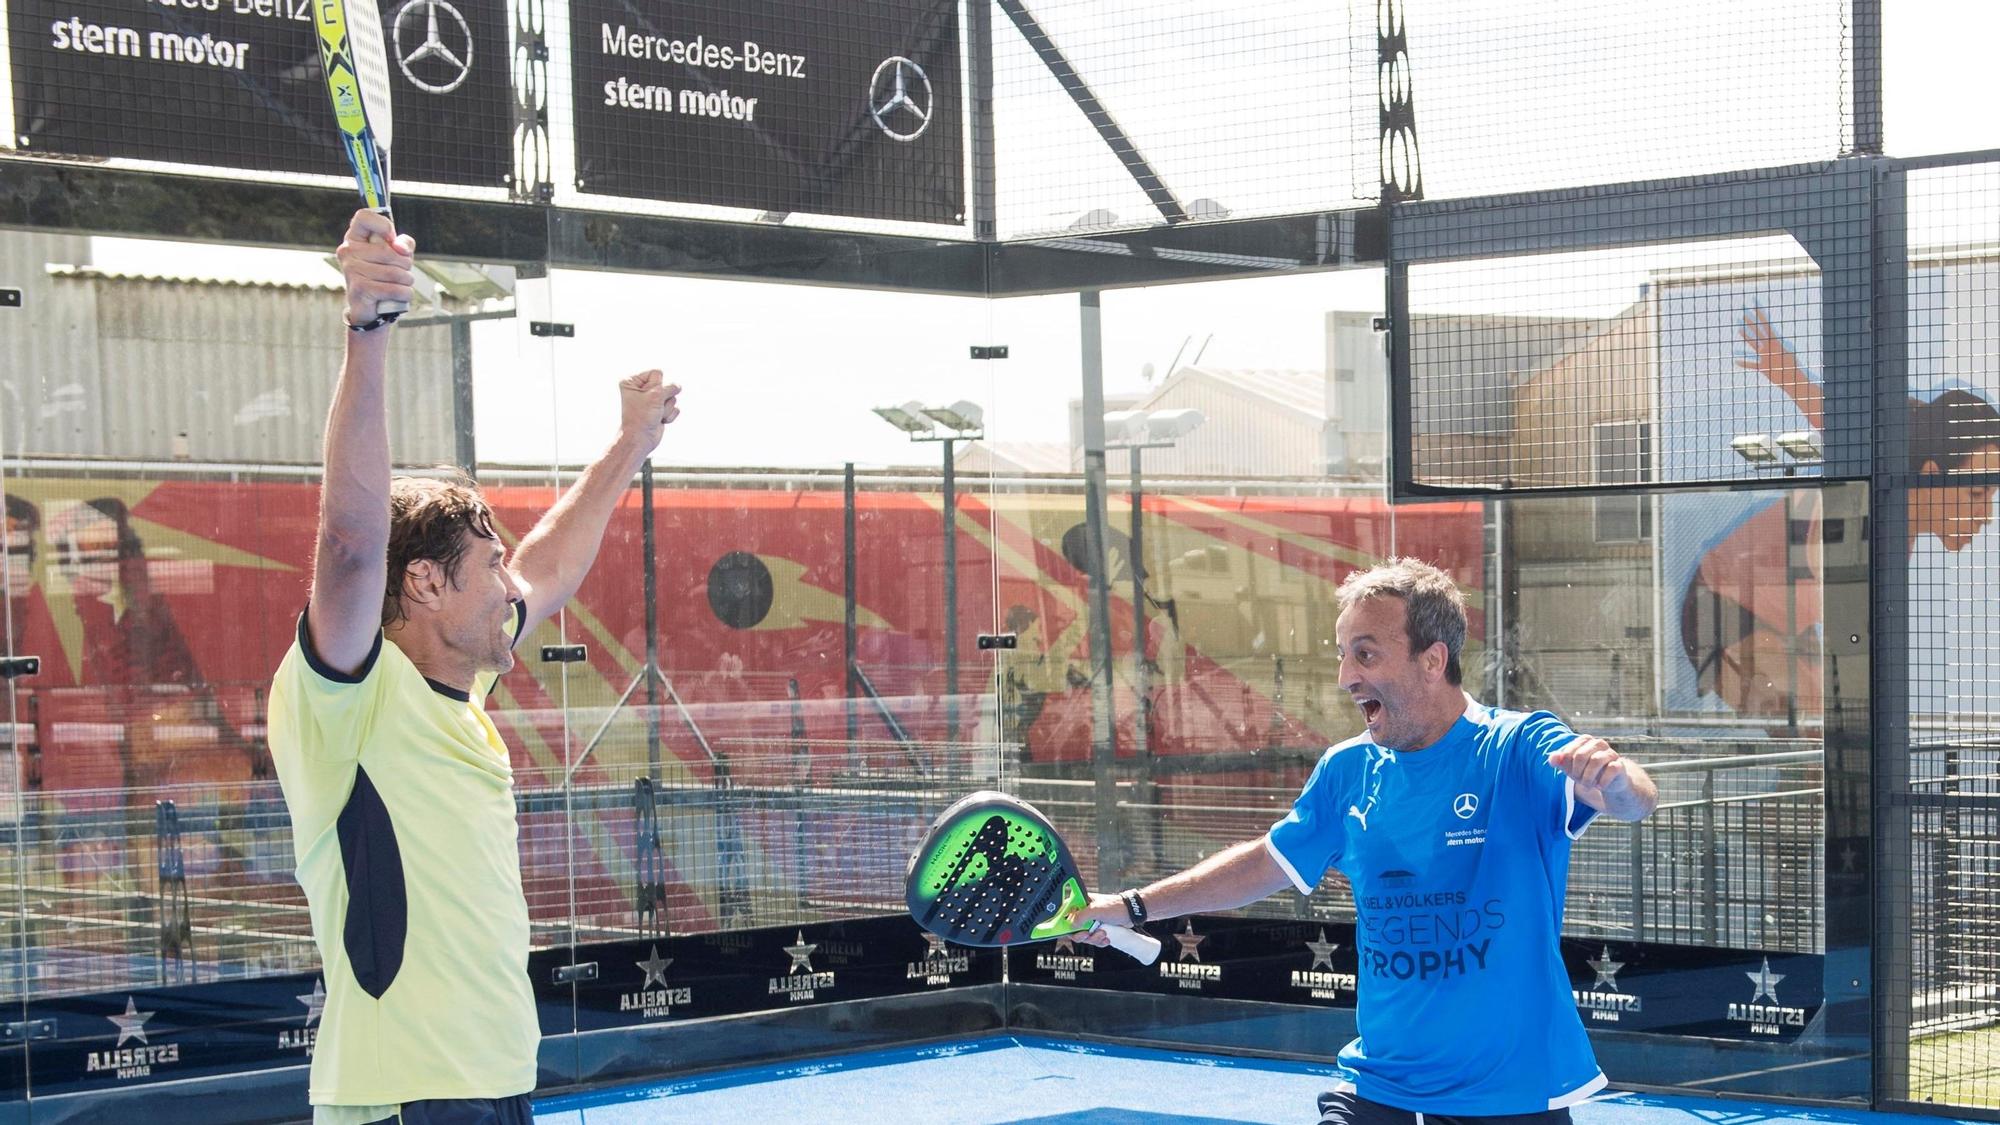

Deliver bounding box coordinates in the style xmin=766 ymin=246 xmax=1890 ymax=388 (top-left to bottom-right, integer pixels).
xmin=8 ymin=0 xmax=513 ymax=187
xmin=569 ymin=0 xmax=964 ymax=224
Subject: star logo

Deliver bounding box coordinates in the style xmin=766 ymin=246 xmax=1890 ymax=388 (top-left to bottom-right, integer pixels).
xmin=1588 ymin=947 xmax=1624 ymax=990
xmin=297 ymin=978 xmax=326 ymax=1026
xmin=1305 ymin=928 xmax=1339 ymax=971
xmin=637 ymin=945 xmax=672 ymax=991
xmin=785 ymin=932 xmax=817 ymax=973
xmin=867 ymin=56 xmax=933 ymax=142
xmin=923 ymin=933 xmax=949 ymax=959
xmin=1452 ymin=792 xmax=1480 ymax=819
xmin=1054 ymin=935 xmax=1078 ymax=955
xmin=1174 ymin=920 xmax=1205 ymax=962
xmin=107 ymin=996 xmax=152 ymax=1047
xmin=393 ymin=0 xmax=474 ymax=94
xmin=1745 ymin=958 xmax=1785 ymax=1004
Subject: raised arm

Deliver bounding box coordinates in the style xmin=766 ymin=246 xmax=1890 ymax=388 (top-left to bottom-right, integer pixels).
xmin=1549 ymin=734 xmax=1659 ymax=821
xmin=307 ymin=211 xmax=416 ymax=674
xmin=510 ymin=370 xmax=682 ymax=636
xmin=1737 ymin=306 xmax=1824 ymax=431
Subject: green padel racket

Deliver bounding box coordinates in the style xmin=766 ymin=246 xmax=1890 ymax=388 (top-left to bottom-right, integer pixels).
xmin=905 ymin=791 xmax=1161 ymax=964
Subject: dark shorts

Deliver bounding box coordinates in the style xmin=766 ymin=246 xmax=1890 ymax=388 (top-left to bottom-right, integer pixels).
xmin=362 ymin=1095 xmax=534 ymax=1125
xmin=1318 ymin=1090 xmax=1575 ymax=1125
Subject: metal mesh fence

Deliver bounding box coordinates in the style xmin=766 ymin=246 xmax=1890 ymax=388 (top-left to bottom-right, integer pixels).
xmin=1404 ymin=237 xmax=1834 ymax=491
xmin=1404 ymin=0 xmax=1849 ymax=201
xmin=988 ymin=0 xmax=1372 ymax=239
xmin=1900 ymin=160 xmax=2000 ymax=1111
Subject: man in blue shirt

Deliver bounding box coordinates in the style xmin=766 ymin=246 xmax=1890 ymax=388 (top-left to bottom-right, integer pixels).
xmin=1070 ymin=558 xmax=1658 ymax=1125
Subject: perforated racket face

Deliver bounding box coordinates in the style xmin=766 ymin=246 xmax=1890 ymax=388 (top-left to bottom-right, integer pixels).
xmin=313 ymin=0 xmax=393 ymax=209
xmin=906 ymin=793 xmax=1085 ymax=947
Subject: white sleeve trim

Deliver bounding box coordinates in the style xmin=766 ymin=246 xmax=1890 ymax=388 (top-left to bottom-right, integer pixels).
xmin=1549 ymin=1071 xmax=1609 ymax=1108
xmin=1264 ymin=833 xmax=1315 ymax=895
xmin=1564 ymin=776 xmax=1597 ymax=840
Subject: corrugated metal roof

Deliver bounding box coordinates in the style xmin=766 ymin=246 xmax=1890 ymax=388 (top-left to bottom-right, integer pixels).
xmin=46 ymin=264 xmax=344 ymax=292
xmin=1151 ymin=367 xmax=1326 ymax=421
xmin=3 ymin=233 xmax=458 ymax=464
xmin=954 ymin=441 xmax=1074 ymax=474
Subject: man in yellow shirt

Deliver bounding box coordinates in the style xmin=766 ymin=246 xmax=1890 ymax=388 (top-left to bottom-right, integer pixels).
xmin=268 ymin=209 xmax=682 ymax=1124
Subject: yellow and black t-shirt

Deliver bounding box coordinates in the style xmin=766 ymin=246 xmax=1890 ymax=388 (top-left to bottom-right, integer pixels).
xmin=267 ymin=602 xmax=537 ymax=1108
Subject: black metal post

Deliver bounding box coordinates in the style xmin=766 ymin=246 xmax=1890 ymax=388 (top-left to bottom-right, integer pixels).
xmin=1079 ymin=292 xmax=1123 ymax=889
xmin=967 ymin=0 xmax=997 ymax=241
xmin=1866 ymin=166 xmax=1912 ymax=1106
xmin=450 ymin=318 xmax=476 ymax=478
xmin=1129 ymin=448 xmax=1148 ymax=763
xmin=1847 ymin=0 xmax=1883 ymax=157
xmin=640 ymin=460 xmax=661 ymax=778
xmin=844 ymin=462 xmax=859 ymax=772
xmin=943 ymin=438 xmax=959 ymax=766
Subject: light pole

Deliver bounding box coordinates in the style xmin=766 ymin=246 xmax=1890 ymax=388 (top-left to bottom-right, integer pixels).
xmin=1103 ymin=408 xmax=1205 ymax=767
xmin=873 ymin=400 xmax=985 ymax=767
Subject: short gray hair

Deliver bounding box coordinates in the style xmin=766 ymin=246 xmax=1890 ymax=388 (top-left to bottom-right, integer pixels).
xmin=1336 ymin=557 xmax=1467 ymax=685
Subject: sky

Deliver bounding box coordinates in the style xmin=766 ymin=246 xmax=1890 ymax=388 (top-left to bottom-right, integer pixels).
xmin=58 ymin=0 xmax=2000 ymax=470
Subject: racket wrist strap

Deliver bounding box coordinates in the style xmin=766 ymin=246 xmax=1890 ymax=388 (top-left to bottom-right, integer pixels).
xmin=346 ymin=312 xmax=398 ymax=333
xmin=1119 ymin=888 xmax=1148 ymax=926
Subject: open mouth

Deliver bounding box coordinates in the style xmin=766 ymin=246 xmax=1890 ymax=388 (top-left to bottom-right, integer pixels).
xmin=1358 ymin=699 xmax=1383 ymax=725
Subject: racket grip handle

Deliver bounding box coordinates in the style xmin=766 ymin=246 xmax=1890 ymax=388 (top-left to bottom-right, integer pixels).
xmin=366 ymin=208 xmax=408 ymax=321
xmin=1102 ymin=923 xmax=1161 ymax=965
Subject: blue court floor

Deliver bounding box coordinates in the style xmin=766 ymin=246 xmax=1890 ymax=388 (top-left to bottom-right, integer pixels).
xmin=533 ymin=1035 xmax=1984 ymax=1125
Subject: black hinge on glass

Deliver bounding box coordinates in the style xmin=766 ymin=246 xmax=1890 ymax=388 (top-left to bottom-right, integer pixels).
xmin=970 ymin=345 xmax=1009 ymax=360
xmin=530 ymin=322 xmax=575 ymax=338
xmin=551 ymin=961 xmax=599 ymax=984
xmin=0 ymin=1020 xmax=56 ymax=1042
xmin=0 ymin=656 xmax=39 ymax=680
xmin=976 ymin=633 xmax=1018 ymax=651
xmin=540 ymin=645 xmax=587 ymax=663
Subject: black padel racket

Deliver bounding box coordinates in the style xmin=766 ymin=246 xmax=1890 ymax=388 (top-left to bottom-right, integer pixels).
xmin=906 ymin=791 xmax=1161 ymax=964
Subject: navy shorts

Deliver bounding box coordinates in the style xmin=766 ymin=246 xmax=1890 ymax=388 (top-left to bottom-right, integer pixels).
xmin=1318 ymin=1090 xmax=1574 ymax=1125
xmin=362 ymin=1095 xmax=534 ymax=1125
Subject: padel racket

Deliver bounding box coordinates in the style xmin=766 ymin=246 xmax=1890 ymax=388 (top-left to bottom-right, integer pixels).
xmin=312 ymin=0 xmax=408 ymax=322
xmin=906 ymin=791 xmax=1161 ymax=965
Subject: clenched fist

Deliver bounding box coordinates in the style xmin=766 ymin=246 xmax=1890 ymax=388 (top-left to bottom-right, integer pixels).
xmin=617 ymin=369 xmax=682 ymax=453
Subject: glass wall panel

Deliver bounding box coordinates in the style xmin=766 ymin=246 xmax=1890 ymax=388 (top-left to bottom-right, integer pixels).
xmin=1409 ymin=485 xmax=1851 ymax=1100
xmin=0 ymin=221 xmax=530 ymax=1097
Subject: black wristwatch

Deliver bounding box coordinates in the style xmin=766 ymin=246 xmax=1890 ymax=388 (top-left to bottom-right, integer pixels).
xmin=1119 ymin=888 xmax=1148 ymax=926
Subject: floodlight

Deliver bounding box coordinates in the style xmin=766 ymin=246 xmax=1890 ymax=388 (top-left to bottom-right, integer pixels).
xmin=872 ymin=401 xmax=936 ymax=434
xmin=1145 ymin=408 xmax=1206 ymax=441
xmin=1103 ymin=410 xmax=1145 ymax=444
xmin=921 ymin=400 xmax=985 ymax=433
xmin=414 ymin=260 xmax=515 ymax=302
xmin=1775 ymin=431 xmax=1822 ymax=462
xmin=1730 ymin=434 xmax=1778 ymax=463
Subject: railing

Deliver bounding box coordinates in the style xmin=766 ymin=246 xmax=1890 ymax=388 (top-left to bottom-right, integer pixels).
xmin=0 ymin=738 xmax=1844 ymax=1005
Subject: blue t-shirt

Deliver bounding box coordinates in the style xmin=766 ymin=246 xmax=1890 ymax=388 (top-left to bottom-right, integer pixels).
xmin=1266 ymin=697 xmax=1606 ymax=1114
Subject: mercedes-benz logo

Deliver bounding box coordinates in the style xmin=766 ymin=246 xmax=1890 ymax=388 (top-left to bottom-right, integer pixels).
xmin=394 ymin=0 xmax=473 ymax=95
xmin=1452 ymin=792 xmax=1479 ymax=819
xmin=869 ymin=56 xmax=932 ymax=142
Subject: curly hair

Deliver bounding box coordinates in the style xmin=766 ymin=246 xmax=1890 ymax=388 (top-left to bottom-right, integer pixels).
xmin=382 ymin=473 xmax=500 ymax=627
